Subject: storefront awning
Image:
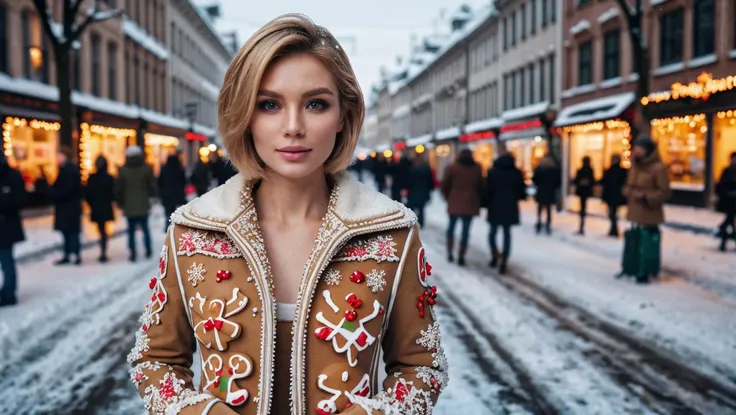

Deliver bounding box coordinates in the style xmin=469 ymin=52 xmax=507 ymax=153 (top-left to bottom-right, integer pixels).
xmin=406 ymin=134 xmax=433 ymax=147
xmin=435 ymin=126 xmax=461 ymax=140
xmin=554 ymin=92 xmax=636 ymax=127
xmin=502 ymin=101 xmax=551 ymax=123
xmin=464 ymin=117 xmax=502 ymax=134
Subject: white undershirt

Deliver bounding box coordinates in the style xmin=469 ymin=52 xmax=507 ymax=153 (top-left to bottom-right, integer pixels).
xmin=277 ymin=303 xmax=297 ymax=322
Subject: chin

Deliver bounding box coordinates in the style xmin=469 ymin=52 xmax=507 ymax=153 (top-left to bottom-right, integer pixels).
xmin=265 ymin=162 xmax=326 ymax=182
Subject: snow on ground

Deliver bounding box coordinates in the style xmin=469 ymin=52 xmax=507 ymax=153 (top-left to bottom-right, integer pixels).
xmin=423 ymin=194 xmax=736 ymax=387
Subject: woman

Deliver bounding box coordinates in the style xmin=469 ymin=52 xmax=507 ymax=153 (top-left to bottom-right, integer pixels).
xmin=531 ymin=155 xmax=560 ymax=235
xmin=85 ymin=155 xmax=115 ymax=262
xmin=600 ymin=154 xmax=627 ymax=237
xmin=159 ymin=152 xmax=188 ymax=231
xmin=440 ymin=148 xmax=484 ymax=266
xmin=485 ymin=152 xmax=526 ymax=274
xmin=573 ymin=156 xmax=595 ymax=235
xmin=128 ymin=14 xmax=447 ymax=415
xmin=715 ymin=152 xmax=736 ymax=251
xmin=51 ymin=146 xmax=83 ymax=266
xmin=407 ymin=153 xmax=435 ymax=228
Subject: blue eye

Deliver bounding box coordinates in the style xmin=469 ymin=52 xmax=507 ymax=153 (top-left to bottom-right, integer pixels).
xmin=307 ymin=100 xmax=329 ymax=111
xmin=258 ymin=101 xmax=279 ymax=111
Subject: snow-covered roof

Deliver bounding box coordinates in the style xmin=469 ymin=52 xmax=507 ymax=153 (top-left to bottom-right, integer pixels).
xmin=0 ymin=72 xmax=58 ymax=102
xmin=406 ymin=133 xmax=433 ymax=147
xmin=448 ymin=5 xmax=474 ymax=22
xmin=72 ymin=91 xmax=140 ymax=119
xmin=554 ymin=92 xmax=636 ymax=127
xmin=436 ymin=126 xmax=461 ymax=140
xmin=392 ymin=104 xmax=411 ymax=119
xmin=464 ymin=117 xmax=503 ymax=134
xmin=502 ymin=101 xmax=551 ymax=122
xmin=122 ymin=17 xmax=169 ymax=60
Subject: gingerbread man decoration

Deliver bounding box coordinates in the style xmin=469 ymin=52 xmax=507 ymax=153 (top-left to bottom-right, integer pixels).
xmin=189 ymin=288 xmax=248 ymax=351
xmin=316 ymin=371 xmax=371 ymax=414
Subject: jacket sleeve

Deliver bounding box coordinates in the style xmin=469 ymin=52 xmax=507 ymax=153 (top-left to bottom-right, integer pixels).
xmin=439 ymin=167 xmax=452 ymax=199
xmin=128 ymin=227 xmax=236 ymax=414
xmin=348 ymin=225 xmax=448 ymax=414
xmin=643 ymin=164 xmax=671 ymax=208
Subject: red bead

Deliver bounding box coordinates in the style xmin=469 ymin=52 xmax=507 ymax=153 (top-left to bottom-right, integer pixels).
xmin=431 ymin=286 xmax=437 ymax=293
xmin=428 ymin=298 xmax=436 ymax=305
xmin=378 ymin=307 xmax=384 ymax=315
xmin=149 ymin=278 xmax=157 ymax=289
xmin=315 ymin=327 xmax=333 ymax=341
xmin=349 ymin=270 xmax=365 ymax=284
xmin=423 ymin=290 xmax=429 ymax=296
xmin=356 ymin=331 xmax=368 ymax=347
xmin=419 ymin=310 xmax=425 ymax=318
xmin=216 ymin=270 xmax=231 ymax=283
xmin=426 ymin=263 xmax=433 ymax=276
xmin=417 ymin=301 xmax=424 ymax=308
xmin=141 ymin=324 xmax=148 ymax=331
xmin=345 ymin=310 xmax=358 ymax=321
xmin=157 ymin=292 xmax=166 ymax=302
xmin=418 ymin=295 xmax=425 ymax=301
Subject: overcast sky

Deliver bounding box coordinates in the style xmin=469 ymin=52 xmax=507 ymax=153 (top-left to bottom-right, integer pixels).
xmin=200 ymin=0 xmax=489 ymax=95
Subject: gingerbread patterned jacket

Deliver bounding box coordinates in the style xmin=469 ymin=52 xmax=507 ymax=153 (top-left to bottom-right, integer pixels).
xmin=127 ymin=171 xmax=448 ymax=415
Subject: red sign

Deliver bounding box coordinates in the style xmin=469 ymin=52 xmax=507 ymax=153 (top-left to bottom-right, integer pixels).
xmin=393 ymin=141 xmax=407 ymax=150
xmin=185 ymin=132 xmax=207 ymax=142
xmin=460 ymin=130 xmax=496 ymax=142
xmin=500 ymin=118 xmax=543 ymax=133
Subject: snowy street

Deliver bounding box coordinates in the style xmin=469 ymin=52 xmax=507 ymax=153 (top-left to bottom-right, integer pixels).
xmin=1 ymin=197 xmax=736 ymax=415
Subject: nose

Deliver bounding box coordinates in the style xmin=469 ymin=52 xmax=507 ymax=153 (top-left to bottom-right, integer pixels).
xmin=284 ymin=106 xmax=305 ymax=138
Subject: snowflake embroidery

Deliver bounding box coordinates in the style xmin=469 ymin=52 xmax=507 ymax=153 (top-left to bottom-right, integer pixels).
xmin=142 ymin=371 xmax=211 ymax=414
xmin=415 ymin=366 xmax=449 ymax=394
xmin=350 ymin=377 xmax=433 ymax=415
xmin=366 ymin=269 xmax=387 ymax=293
xmin=130 ymin=361 xmax=162 ymax=386
xmin=323 ymin=269 xmax=342 ymax=286
xmin=416 ymin=322 xmax=448 ymax=372
xmin=334 ymin=235 xmax=399 ymax=263
xmin=177 ymin=230 xmax=241 ymax=259
xmin=187 ymin=263 xmax=207 ymax=287
xmin=127 ymin=329 xmax=151 ymax=363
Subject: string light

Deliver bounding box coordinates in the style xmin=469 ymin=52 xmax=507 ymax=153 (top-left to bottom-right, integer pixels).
xmin=415 ymin=144 xmax=426 ymax=154
xmin=558 ymin=119 xmax=630 ymax=134
xmin=642 ymin=72 xmax=736 ymax=106
xmin=2 ymin=117 xmax=62 ymax=165
xmin=382 ymin=149 xmax=393 ymax=158
xmin=144 ymin=133 xmax=179 ymax=147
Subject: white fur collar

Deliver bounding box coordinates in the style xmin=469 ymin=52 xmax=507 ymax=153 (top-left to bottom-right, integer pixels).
xmin=171 ymin=171 xmax=416 ymax=230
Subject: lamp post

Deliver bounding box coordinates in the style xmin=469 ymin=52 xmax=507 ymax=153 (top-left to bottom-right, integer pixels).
xmin=184 ymin=101 xmax=198 ymax=169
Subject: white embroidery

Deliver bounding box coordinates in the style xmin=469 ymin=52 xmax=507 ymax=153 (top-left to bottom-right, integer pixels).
xmin=334 ymin=235 xmax=400 ymax=262
xmin=177 ymin=229 xmax=241 ymax=258
xmin=130 ymin=361 xmax=163 ymax=386
xmin=350 ymin=377 xmax=433 ymax=415
xmin=189 ymin=289 xmax=249 ymax=351
xmin=415 ymin=366 xmax=449 ymax=394
xmin=127 ymin=330 xmax=151 ymax=363
xmin=323 ymin=269 xmax=342 ymax=286
xmin=314 ymin=299 xmax=381 ymax=367
xmin=142 ymin=371 xmax=211 ymax=414
xmin=187 ymin=262 xmax=207 ymax=287
xmin=317 ymin=373 xmax=372 ymax=414
xmin=366 ymin=269 xmax=387 ymax=293
xmin=417 ymin=322 xmax=448 ymax=372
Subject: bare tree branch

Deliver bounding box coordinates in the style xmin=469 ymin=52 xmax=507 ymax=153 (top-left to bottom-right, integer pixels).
xmin=33 ymin=0 xmax=61 ymax=48
xmin=613 ymin=0 xmax=635 ymax=19
xmin=71 ymin=0 xmax=123 ymax=41
xmin=70 ymin=0 xmax=84 ymax=21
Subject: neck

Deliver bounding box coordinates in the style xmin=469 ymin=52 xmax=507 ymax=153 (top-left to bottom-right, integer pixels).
xmin=254 ymin=169 xmax=330 ymax=225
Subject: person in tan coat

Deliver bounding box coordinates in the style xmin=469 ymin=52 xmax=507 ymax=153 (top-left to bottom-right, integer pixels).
xmin=440 ymin=148 xmax=484 ymax=266
xmin=128 ymin=14 xmax=447 ymax=415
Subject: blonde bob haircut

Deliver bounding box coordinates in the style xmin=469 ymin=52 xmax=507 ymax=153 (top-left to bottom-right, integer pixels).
xmin=218 ymin=13 xmax=365 ymax=180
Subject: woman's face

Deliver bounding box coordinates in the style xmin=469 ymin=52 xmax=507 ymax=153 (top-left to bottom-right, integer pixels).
xmin=250 ymin=53 xmax=343 ymax=181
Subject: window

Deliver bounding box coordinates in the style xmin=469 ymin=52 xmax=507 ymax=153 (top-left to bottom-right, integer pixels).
xmin=651 ymin=115 xmax=706 ymax=190
xmin=693 ymin=0 xmax=715 ymax=57
xmin=133 ymin=57 xmax=139 ymax=105
xmin=512 ymin=71 xmax=517 ymax=108
xmin=531 ymin=0 xmax=537 ymax=35
xmin=528 ymin=63 xmax=535 ymax=103
xmin=143 ymin=63 xmax=149 ymax=108
xmin=73 ymin=47 xmax=81 ymax=91
xmin=521 ymin=3 xmax=527 ymax=41
xmin=578 ymin=0 xmax=591 ymax=6
xmin=549 ymin=53 xmax=556 ymax=103
xmin=107 ymin=42 xmax=117 ymax=100
xmin=171 ymin=22 xmax=176 ymax=53
xmin=603 ymin=29 xmax=620 ymax=80
xmin=539 ymin=58 xmax=546 ymax=102
xmin=541 ymin=0 xmax=548 ymax=28
xmin=511 ymin=11 xmax=517 ymax=46
xmin=152 ymin=67 xmax=158 ymax=110
xmin=520 ymin=67 xmax=526 ymax=106
xmin=659 ymin=8 xmax=684 ymax=66
xmin=22 ymin=11 xmax=47 ymax=82
xmin=578 ymin=40 xmax=592 ymax=85
xmin=550 ymin=0 xmax=556 ymax=23
xmin=91 ymin=34 xmax=101 ymax=96
xmin=0 ymin=5 xmax=6 ymax=73
xmin=503 ymin=18 xmax=508 ymax=50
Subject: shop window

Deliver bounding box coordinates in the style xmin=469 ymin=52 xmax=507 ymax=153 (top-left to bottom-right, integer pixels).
xmin=108 ymin=42 xmax=117 ymax=100
xmin=531 ymin=0 xmax=537 ymax=35
xmin=603 ymin=29 xmax=620 ymax=80
xmin=2 ymin=117 xmax=61 ymax=187
xmin=91 ymin=34 xmax=101 ymax=96
xmin=693 ymin=0 xmax=715 ymax=58
xmin=578 ymin=40 xmax=592 ymax=86
xmin=714 ymin=112 xmax=736 ymax=184
xmin=22 ymin=10 xmax=47 ymax=82
xmin=659 ymin=8 xmax=684 ymax=66
xmin=651 ymin=115 xmax=707 ymax=191
xmin=568 ymin=125 xmax=629 ymax=181
xmin=0 ymin=5 xmax=7 ymax=74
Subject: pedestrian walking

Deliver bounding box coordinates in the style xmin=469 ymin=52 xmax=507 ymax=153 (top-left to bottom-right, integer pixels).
xmin=573 ymin=156 xmax=596 ymax=235
xmin=440 ymin=148 xmax=484 ymax=266
xmin=0 ymin=152 xmax=26 ymax=307
xmin=116 ymin=145 xmax=157 ymax=262
xmin=128 ymin=15 xmax=446 ymax=413
xmin=373 ymin=157 xmax=388 ymax=193
xmin=389 ymin=154 xmax=412 ymax=203
xmin=190 ymin=159 xmax=211 ymax=197
xmin=158 ymin=153 xmax=187 ymax=231
xmin=209 ymin=150 xmax=238 ymax=186
xmin=531 ymin=155 xmax=561 ymax=234
xmin=51 ymin=146 xmax=83 ymax=265
xmin=600 ymin=154 xmax=628 ymax=237
xmin=485 ymin=152 xmax=526 ymax=274
xmin=407 ymin=153 xmax=435 ymax=228
xmin=619 ymin=137 xmax=670 ymax=284
xmin=85 ymin=155 xmax=115 ymax=262
xmin=715 ymin=152 xmax=736 ymax=251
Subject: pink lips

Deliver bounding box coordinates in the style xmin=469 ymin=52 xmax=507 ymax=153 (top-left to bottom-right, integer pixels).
xmin=276 ymin=146 xmax=311 ymax=161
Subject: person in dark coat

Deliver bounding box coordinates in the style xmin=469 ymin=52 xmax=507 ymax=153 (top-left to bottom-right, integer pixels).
xmin=190 ymin=159 xmax=211 ymax=197
xmin=573 ymin=156 xmax=596 ymax=235
xmin=440 ymin=148 xmax=484 ymax=266
xmin=0 ymin=152 xmax=26 ymax=307
xmin=600 ymin=154 xmax=628 ymax=237
xmin=85 ymin=156 xmax=115 ymax=262
xmin=389 ymin=155 xmax=412 ymax=203
xmin=716 ymin=152 xmax=736 ymax=251
xmin=51 ymin=146 xmax=83 ymax=265
xmin=373 ymin=157 xmax=388 ymax=194
xmin=531 ymin=155 xmax=561 ymax=234
xmin=485 ymin=152 xmax=526 ymax=274
xmin=209 ymin=151 xmax=238 ymax=186
xmin=406 ymin=153 xmax=435 ymax=228
xmin=159 ymin=153 xmax=188 ymax=231
xmin=33 ymin=166 xmax=50 ymax=207
xmin=116 ymin=145 xmax=158 ymax=262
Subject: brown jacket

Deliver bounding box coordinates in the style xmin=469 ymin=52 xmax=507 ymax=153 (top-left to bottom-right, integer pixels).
xmin=440 ymin=157 xmax=484 ymax=216
xmin=128 ymin=172 xmax=447 ymax=415
xmin=623 ymin=151 xmax=670 ymax=226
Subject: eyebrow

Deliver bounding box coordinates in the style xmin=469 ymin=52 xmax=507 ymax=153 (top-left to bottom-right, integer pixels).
xmin=257 ymin=87 xmax=335 ymax=98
